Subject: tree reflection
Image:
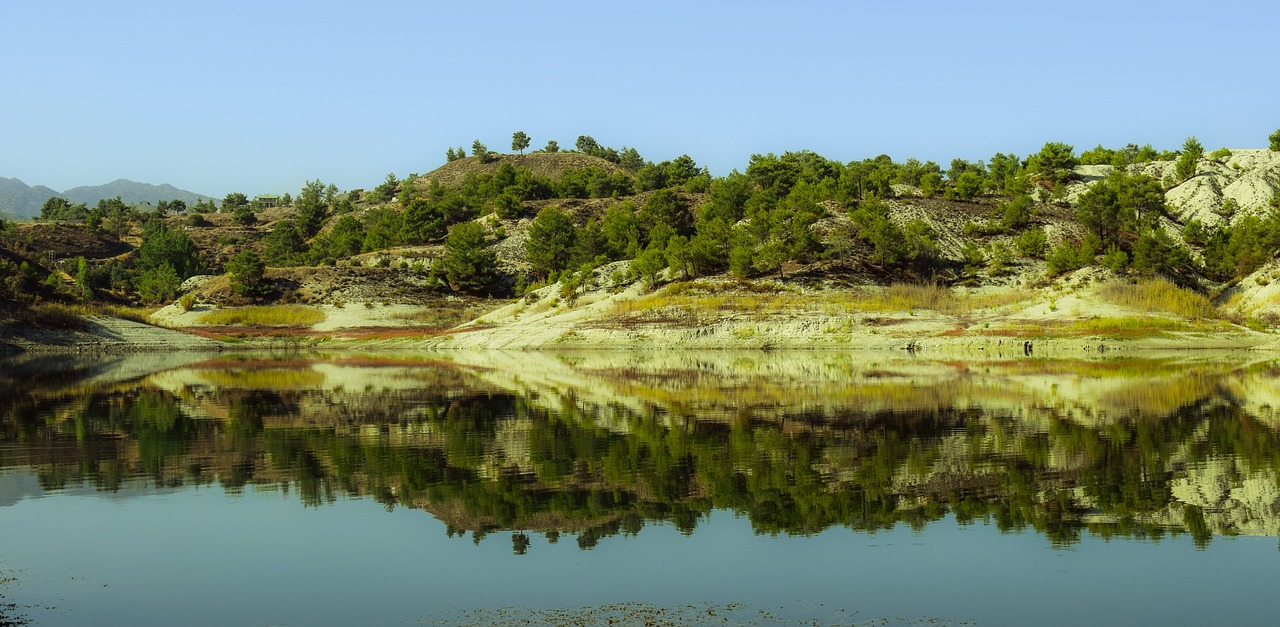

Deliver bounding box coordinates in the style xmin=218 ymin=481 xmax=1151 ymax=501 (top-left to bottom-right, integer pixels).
xmin=4 ymin=359 xmax=1280 ymax=551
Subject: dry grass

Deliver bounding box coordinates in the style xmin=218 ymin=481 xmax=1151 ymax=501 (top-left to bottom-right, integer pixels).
xmin=199 ymin=368 xmax=326 ymax=389
xmin=389 ymin=304 xmax=489 ymax=328
xmin=98 ymin=304 xmax=156 ymax=324
xmin=606 ymin=281 xmax=1029 ymax=320
xmin=23 ymin=302 xmax=159 ymax=329
xmin=196 ymin=305 xmax=325 ymax=328
xmin=1096 ymin=278 xmax=1217 ymax=320
xmin=985 ymin=316 xmax=1229 ymax=339
xmin=27 ymin=302 xmax=89 ymax=330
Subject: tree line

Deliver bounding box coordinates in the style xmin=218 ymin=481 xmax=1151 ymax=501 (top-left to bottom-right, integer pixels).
xmin=5 ymin=129 xmax=1280 ymax=305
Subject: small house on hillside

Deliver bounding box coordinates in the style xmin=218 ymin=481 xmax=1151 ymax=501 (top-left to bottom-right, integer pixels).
xmin=255 ymin=194 xmax=281 ymax=208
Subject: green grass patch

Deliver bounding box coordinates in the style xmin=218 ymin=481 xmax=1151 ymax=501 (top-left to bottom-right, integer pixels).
xmin=196 ymin=305 xmax=325 ymax=328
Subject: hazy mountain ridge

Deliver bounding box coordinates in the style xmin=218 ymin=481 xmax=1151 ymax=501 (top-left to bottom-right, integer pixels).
xmin=0 ymin=177 xmax=213 ymax=219
xmin=0 ymin=177 xmax=59 ymax=219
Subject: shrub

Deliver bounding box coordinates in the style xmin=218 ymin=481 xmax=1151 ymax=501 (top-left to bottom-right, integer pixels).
xmin=226 ymin=251 xmax=269 ymax=297
xmin=1014 ymin=228 xmax=1048 ymax=259
xmin=179 ymin=293 xmax=196 ymax=312
xmin=1097 ymin=278 xmax=1215 ymax=319
xmin=196 ymin=305 xmax=324 ymax=327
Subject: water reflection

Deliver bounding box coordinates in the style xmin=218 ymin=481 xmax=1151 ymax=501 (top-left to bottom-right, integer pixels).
xmin=3 ymin=351 xmax=1280 ymax=552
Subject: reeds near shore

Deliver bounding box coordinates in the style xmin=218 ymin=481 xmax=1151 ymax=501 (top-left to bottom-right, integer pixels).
xmin=196 ymin=305 xmax=325 ymax=328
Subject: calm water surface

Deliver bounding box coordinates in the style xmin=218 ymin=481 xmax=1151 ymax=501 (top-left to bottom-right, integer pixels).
xmin=1 ymin=350 xmax=1278 ymax=626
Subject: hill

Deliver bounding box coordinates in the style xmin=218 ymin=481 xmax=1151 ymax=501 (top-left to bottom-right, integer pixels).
xmin=59 ymin=179 xmax=215 ymax=209
xmin=6 ymin=138 xmax=1280 ymax=353
xmin=418 ymin=152 xmax=630 ymax=188
xmin=0 ymin=177 xmax=59 ymax=219
xmin=0 ymin=177 xmax=214 ymax=219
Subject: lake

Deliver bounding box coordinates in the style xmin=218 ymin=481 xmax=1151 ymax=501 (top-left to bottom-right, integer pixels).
xmin=1 ymin=350 xmax=1278 ymax=626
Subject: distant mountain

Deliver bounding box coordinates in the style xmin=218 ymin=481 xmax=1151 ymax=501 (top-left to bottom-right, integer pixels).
xmin=0 ymin=177 xmax=59 ymax=219
xmin=0 ymin=177 xmax=214 ymax=219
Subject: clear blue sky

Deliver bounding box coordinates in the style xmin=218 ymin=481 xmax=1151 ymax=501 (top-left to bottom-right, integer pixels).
xmin=2 ymin=0 xmax=1277 ymax=198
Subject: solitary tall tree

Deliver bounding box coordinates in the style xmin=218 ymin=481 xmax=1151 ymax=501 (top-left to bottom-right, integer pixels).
xmin=511 ymin=131 xmax=531 ymax=154
xmin=1175 ymin=136 xmax=1204 ymax=182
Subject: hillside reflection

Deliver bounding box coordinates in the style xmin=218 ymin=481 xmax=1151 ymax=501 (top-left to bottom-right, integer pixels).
xmin=4 ymin=351 xmax=1280 ymax=551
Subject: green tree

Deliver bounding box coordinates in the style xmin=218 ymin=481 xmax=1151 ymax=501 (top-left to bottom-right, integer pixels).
xmin=361 ymin=208 xmax=404 ymax=251
xmin=192 ymin=198 xmax=218 ymax=213
xmin=137 ymin=222 xmax=201 ymax=279
xmin=1029 ymin=142 xmax=1077 ymax=186
xmin=97 ymin=196 xmax=133 ymax=237
xmin=40 ymin=197 xmax=87 ymax=221
xmin=1270 ymin=129 xmax=1280 ymax=151
xmin=326 ymin=215 xmax=366 ymax=258
xmin=575 ymin=135 xmax=601 ymax=154
xmin=850 ymin=199 xmax=905 ymax=266
xmin=372 ymin=173 xmax=399 ymax=203
xmin=1000 ymin=195 xmax=1035 ymax=231
xmin=233 ymin=203 xmax=256 ymax=226
xmin=294 ymin=179 xmax=328 ymax=237
xmin=135 ymin=263 xmax=181 ymax=304
xmin=472 ymin=139 xmax=492 ymax=163
xmin=75 ymin=256 xmax=93 ymax=300
xmin=665 ymin=235 xmax=692 ymax=278
xmin=629 ymin=246 xmax=667 ymax=287
xmin=226 ymin=251 xmax=269 ymax=297
xmin=640 ymin=189 xmax=693 ymax=236
xmin=602 ymin=204 xmax=642 ymax=259
xmin=511 ymin=131 xmax=531 ymax=154
xmin=950 ymin=170 xmax=985 ymax=201
xmin=223 ymin=192 xmax=249 ymax=209
xmin=263 ymin=222 xmax=305 ymax=265
xmin=526 ymin=206 xmax=577 ymax=277
xmin=688 ymin=216 xmax=730 ymax=276
xmin=1175 ymin=136 xmax=1203 ymax=182
xmin=1015 ymin=227 xmax=1048 ymax=259
xmin=440 ymin=222 xmax=496 ymax=293
xmin=544 ymin=140 xmax=560 ymax=153
xmin=1076 ymin=171 xmax=1165 ymax=248
xmin=156 ymin=199 xmax=186 ymax=216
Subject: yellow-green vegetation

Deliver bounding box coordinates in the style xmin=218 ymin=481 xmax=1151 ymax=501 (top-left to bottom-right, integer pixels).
xmin=196 ymin=305 xmax=325 ymax=328
xmin=989 ymin=357 xmax=1201 ymax=379
xmin=989 ymin=316 xmax=1229 ymax=340
xmin=609 ymin=280 xmax=1029 ymax=319
xmin=866 ymin=283 xmax=1029 ymax=315
xmin=28 ymin=302 xmax=89 ymax=329
xmin=1097 ymin=278 xmax=1217 ymax=319
xmin=199 ymin=368 xmax=326 ymax=389
xmin=390 ymin=304 xmax=492 ymax=328
xmin=24 ymin=302 xmax=158 ymax=329
xmin=99 ymin=304 xmax=157 ymax=324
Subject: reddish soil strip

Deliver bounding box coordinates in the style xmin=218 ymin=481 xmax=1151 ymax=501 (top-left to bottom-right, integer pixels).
xmin=186 ymin=324 xmax=491 ymax=341
xmin=187 ymin=355 xmax=488 ymax=370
